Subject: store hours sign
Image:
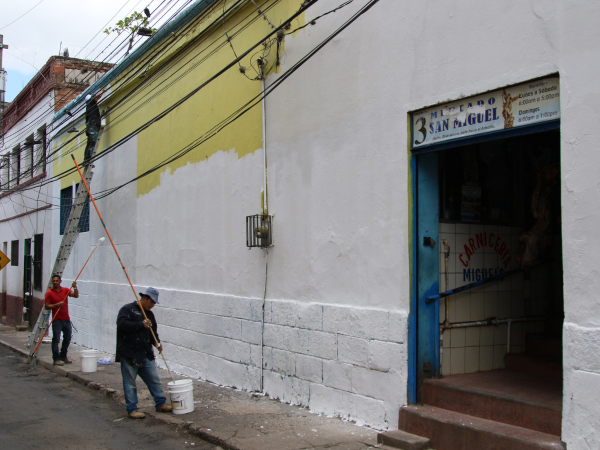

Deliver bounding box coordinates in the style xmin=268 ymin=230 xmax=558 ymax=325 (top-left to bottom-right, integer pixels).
xmin=411 ymin=77 xmax=560 ymax=149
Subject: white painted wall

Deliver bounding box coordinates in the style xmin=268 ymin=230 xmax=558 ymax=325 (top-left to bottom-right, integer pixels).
xmin=2 ymin=90 xmax=54 ymax=152
xmin=0 ymin=90 xmax=55 ymax=304
xmin=265 ymin=0 xmax=599 ymax=442
xmin=51 ymin=0 xmax=600 ymax=443
xmin=558 ymin=1 xmax=600 ymax=448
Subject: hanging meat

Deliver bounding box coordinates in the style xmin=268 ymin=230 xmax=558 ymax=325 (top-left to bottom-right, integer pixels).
xmin=518 ymin=164 xmax=559 ymax=268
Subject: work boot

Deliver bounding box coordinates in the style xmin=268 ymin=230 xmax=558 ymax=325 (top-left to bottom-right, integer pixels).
xmin=53 ymin=360 xmax=64 ymax=366
xmin=156 ymin=404 xmax=172 ymax=413
xmin=60 ymin=357 xmax=73 ymax=364
xmin=128 ymin=411 xmax=145 ymax=419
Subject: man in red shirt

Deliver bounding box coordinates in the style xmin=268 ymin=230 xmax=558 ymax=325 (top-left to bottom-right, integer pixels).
xmin=44 ymin=274 xmax=79 ymax=366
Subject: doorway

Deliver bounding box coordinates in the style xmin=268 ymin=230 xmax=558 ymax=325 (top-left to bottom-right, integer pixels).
xmin=23 ymin=238 xmax=32 ymax=324
xmin=412 ymin=128 xmax=563 ymax=400
xmin=1 ymin=241 xmax=7 ymax=320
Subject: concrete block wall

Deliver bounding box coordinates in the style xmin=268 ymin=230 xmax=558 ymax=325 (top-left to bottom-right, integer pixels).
xmin=262 ymin=300 xmax=407 ymax=430
xmin=563 ymin=323 xmax=600 ymax=448
xmin=158 ymin=289 xmax=264 ymax=393
xmin=67 ymin=280 xmax=124 ymax=353
xmin=68 ymin=283 xmax=408 ymax=430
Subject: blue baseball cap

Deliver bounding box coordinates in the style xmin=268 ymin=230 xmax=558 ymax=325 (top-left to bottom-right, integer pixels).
xmin=139 ymin=287 xmax=159 ymax=304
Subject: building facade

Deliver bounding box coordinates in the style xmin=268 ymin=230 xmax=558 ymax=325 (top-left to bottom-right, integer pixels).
xmin=5 ymin=0 xmax=599 ymax=448
xmin=0 ymin=56 xmax=111 ymax=327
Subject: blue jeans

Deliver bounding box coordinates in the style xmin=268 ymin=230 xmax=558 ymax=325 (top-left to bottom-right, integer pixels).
xmin=120 ymin=358 xmax=167 ymax=413
xmin=51 ymin=319 xmax=72 ymax=362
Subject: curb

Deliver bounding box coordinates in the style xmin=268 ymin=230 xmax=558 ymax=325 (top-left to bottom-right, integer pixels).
xmin=0 ymin=338 xmax=241 ymax=450
xmin=0 ymin=339 xmax=25 ymax=356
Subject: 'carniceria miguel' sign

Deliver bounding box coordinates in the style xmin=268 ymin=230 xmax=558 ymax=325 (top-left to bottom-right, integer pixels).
xmin=459 ymin=232 xmax=512 ymax=284
xmin=411 ymin=77 xmax=560 ymax=149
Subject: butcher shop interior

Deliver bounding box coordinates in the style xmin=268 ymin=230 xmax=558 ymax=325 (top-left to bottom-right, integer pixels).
xmin=436 ymin=128 xmax=563 ymax=376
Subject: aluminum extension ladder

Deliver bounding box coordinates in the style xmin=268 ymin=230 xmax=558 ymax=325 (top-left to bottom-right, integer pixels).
xmin=27 ymin=128 xmax=104 ymax=363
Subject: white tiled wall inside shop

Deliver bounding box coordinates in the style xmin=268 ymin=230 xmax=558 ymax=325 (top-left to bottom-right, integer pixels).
xmin=438 ymin=223 xmax=548 ymax=375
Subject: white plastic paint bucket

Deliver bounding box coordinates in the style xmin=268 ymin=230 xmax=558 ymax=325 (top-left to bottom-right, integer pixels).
xmin=167 ymin=379 xmax=194 ymax=414
xmin=81 ymin=350 xmax=99 ymax=373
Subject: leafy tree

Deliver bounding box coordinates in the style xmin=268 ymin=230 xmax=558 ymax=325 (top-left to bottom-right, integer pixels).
xmin=104 ymin=12 xmax=157 ymax=56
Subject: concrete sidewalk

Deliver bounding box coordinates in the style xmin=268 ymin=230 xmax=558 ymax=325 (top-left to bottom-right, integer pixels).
xmin=0 ymin=325 xmax=391 ymax=450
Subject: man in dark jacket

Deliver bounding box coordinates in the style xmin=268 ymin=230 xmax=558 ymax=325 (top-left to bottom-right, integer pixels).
xmin=116 ymin=287 xmax=172 ymax=419
xmin=84 ymin=92 xmax=101 ymax=162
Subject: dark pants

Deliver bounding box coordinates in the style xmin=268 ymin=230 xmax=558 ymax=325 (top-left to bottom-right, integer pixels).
xmin=51 ymin=319 xmax=72 ymax=362
xmin=84 ymin=126 xmax=100 ymax=161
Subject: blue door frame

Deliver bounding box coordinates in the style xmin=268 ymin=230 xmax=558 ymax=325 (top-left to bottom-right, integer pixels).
xmin=408 ymin=151 xmax=440 ymax=403
xmin=407 ymin=119 xmax=561 ymax=403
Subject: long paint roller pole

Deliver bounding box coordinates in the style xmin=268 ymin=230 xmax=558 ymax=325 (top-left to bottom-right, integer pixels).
xmin=31 ymin=237 xmax=104 ymax=359
xmin=71 ymin=155 xmax=175 ymax=382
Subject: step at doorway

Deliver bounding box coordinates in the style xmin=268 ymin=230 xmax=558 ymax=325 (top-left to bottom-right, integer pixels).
xmin=399 ymin=363 xmax=564 ymax=449
xmin=409 ymin=99 xmax=565 ymax=448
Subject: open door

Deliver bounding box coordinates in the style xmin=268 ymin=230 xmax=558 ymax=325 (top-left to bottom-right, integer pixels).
xmin=23 ymin=238 xmax=32 ymax=324
xmin=414 ymin=151 xmax=440 ymax=402
xmin=404 ymin=76 xmax=563 ymax=448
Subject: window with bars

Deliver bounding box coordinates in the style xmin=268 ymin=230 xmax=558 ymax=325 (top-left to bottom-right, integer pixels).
xmin=0 ymin=155 xmax=8 ymax=190
xmin=60 ymin=187 xmax=72 ymax=234
xmin=10 ymin=240 xmax=18 ymax=266
xmin=10 ymin=146 xmax=20 ymax=187
xmin=0 ymin=126 xmax=46 ymax=190
xmin=60 ymin=185 xmax=90 ymax=235
xmin=23 ymin=135 xmax=34 ymax=181
xmin=35 ymin=126 xmax=46 ymax=176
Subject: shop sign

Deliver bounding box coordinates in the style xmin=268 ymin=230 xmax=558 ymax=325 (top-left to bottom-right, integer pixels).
xmin=459 ymin=232 xmax=512 ymax=271
xmin=411 ymin=77 xmax=560 ymax=149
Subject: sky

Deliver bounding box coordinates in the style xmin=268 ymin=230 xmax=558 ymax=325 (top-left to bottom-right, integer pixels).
xmin=0 ymin=0 xmax=190 ymax=101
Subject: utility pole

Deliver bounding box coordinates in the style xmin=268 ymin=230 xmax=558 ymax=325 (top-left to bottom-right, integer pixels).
xmin=0 ymin=34 xmax=8 ymax=148
xmin=0 ymin=35 xmax=7 ymax=70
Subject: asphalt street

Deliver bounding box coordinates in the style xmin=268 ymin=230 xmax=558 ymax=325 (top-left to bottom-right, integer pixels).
xmin=0 ymin=345 xmax=219 ymax=450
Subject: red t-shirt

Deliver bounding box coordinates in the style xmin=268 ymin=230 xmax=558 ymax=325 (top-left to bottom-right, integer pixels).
xmin=44 ymin=287 xmax=71 ymax=321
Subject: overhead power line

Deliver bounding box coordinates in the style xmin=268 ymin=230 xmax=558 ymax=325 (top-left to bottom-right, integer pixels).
xmin=0 ymin=0 xmax=182 ymax=145
xmin=62 ymin=0 xmax=314 ymax=169
xmin=0 ymin=0 xmax=47 ymax=31
xmin=5 ymin=0 xmax=370 ymax=205
xmin=0 ymin=0 xmax=155 ymax=142
xmin=35 ymin=0 xmax=270 ymax=167
xmin=75 ymin=0 xmax=141 ymax=59
xmin=93 ymin=0 xmax=383 ymax=199
xmin=0 ymin=0 xmax=196 ymax=147
xmin=1 ymin=0 xmax=219 ymax=191
xmin=1 ymin=0 xmax=268 ymax=189
xmin=2 ymin=0 xmax=216 ymax=159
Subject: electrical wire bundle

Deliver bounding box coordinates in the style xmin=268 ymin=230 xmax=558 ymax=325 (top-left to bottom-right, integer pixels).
xmin=2 ymin=0 xmax=309 ymax=200
xmin=1 ymin=0 xmax=378 ymax=214
xmin=0 ymin=0 xmax=199 ymax=152
xmin=2 ymin=0 xmax=275 ymax=187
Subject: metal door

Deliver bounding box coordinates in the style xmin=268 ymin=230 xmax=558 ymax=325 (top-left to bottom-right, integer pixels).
xmin=23 ymin=254 xmax=32 ymax=323
xmin=414 ymin=151 xmax=440 ymax=401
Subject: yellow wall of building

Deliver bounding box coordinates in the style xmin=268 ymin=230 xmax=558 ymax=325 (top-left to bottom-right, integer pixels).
xmin=56 ymin=0 xmax=305 ymax=196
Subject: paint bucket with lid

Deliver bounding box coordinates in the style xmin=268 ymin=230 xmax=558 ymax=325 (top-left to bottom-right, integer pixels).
xmin=81 ymin=350 xmax=99 ymax=373
xmin=167 ymin=379 xmax=194 ymax=414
